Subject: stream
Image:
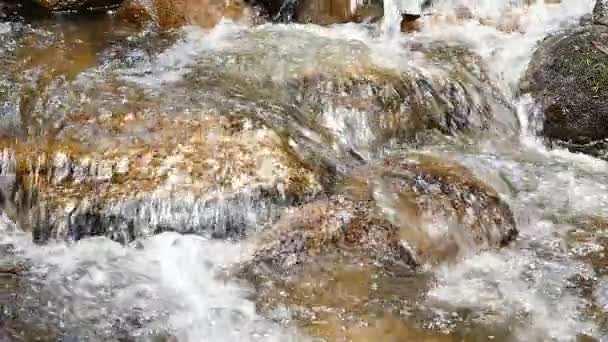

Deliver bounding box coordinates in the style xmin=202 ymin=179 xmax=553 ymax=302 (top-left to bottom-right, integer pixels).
xmin=1 ymin=0 xmax=607 ymax=341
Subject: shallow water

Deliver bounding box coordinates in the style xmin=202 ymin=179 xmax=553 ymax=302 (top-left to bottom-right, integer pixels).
xmin=1 ymin=0 xmax=607 ymax=341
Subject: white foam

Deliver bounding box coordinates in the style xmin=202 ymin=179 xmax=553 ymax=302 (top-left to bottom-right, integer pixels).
xmin=414 ymin=0 xmax=593 ymax=89
xmin=120 ymin=21 xmax=245 ymax=87
xmin=0 ymin=221 xmax=300 ymax=341
xmin=429 ymin=246 xmax=596 ymax=341
xmin=0 ymin=22 xmax=11 ymax=35
xmin=516 ymin=94 xmax=608 ymax=174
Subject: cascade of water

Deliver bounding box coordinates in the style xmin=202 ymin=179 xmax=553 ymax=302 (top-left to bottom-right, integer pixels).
xmin=381 ymin=0 xmax=403 ymax=36
xmin=3 ymin=0 xmax=607 ymax=340
xmin=382 ymin=0 xmax=428 ymax=37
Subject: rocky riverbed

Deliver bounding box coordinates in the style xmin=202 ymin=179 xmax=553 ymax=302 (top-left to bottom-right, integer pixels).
xmin=1 ymin=0 xmax=608 ymax=341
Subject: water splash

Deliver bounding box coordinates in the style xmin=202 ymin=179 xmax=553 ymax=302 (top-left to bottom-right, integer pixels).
xmin=428 ymin=247 xmax=597 ymax=341
xmin=381 ymin=0 xmax=404 ymax=37
xmin=0 ymin=222 xmax=302 ymax=341
xmin=119 ymin=21 xmax=244 ymax=87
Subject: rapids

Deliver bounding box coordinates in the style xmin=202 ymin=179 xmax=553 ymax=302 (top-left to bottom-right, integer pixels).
xmin=1 ymin=0 xmax=607 ymax=341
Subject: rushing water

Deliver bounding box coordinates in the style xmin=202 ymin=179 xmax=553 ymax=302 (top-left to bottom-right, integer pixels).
xmin=1 ymin=0 xmax=607 ymax=341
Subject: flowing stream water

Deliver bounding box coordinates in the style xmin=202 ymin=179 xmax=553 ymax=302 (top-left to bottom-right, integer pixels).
xmin=1 ymin=0 xmax=607 ymax=341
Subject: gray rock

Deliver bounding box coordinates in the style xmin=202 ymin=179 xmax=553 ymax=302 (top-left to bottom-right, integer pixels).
xmin=594 ymin=0 xmax=608 ymax=26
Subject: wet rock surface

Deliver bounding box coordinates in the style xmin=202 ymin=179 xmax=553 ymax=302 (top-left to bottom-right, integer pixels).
xmin=291 ymin=0 xmax=383 ymax=24
xmin=4 ymin=112 xmax=321 ymax=243
xmin=237 ymin=0 xmax=383 ymax=24
xmin=595 ymin=0 xmax=608 ymax=26
xmin=237 ymin=154 xmax=518 ymax=342
xmin=116 ymin=0 xmax=253 ymax=30
xmin=241 ymin=153 xmax=517 ymax=281
xmin=0 ymin=16 xmax=518 ymax=246
xmin=525 ymin=2 xmax=608 ymax=158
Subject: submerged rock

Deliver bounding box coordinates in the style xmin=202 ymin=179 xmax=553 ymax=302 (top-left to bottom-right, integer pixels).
xmin=242 ymin=153 xmax=517 ymax=279
xmin=184 ymin=37 xmax=516 ymax=178
xmin=238 ymin=153 xmax=518 ymax=339
xmin=524 ymin=2 xmax=608 ymax=158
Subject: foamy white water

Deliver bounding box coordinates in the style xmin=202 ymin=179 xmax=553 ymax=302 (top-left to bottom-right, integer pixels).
xmin=0 ymin=219 xmax=300 ymax=341
xmin=0 ymin=23 xmax=11 ymax=35
xmin=118 ymin=21 xmax=245 ymax=87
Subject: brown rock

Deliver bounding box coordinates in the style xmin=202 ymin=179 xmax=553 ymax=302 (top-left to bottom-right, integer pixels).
xmin=3 ymin=110 xmax=321 ymax=243
xmin=238 ymin=154 xmax=518 ymax=340
xmin=294 ymin=0 xmax=382 ymax=25
xmin=116 ymin=0 xmax=253 ymax=29
xmin=243 ymin=153 xmax=517 ymax=277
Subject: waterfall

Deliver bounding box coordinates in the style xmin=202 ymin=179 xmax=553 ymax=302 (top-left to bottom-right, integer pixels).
xmin=382 ymin=0 xmax=428 ymax=36
xmin=381 ymin=0 xmax=403 ymax=36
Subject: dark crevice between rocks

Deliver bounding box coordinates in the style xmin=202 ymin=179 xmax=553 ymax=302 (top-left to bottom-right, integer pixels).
xmin=548 ymin=137 xmax=608 ymax=160
xmin=250 ymin=0 xmax=298 ymax=21
xmin=1 ymin=0 xmax=125 ymax=22
xmin=0 ymin=0 xmax=50 ymax=21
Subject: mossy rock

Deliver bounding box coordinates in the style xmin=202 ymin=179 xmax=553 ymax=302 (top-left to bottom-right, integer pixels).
xmin=524 ymin=24 xmax=608 ymax=156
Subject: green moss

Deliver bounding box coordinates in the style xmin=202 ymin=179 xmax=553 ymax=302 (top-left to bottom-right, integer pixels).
xmin=554 ymin=28 xmax=608 ymax=96
xmin=574 ymin=45 xmax=608 ymax=94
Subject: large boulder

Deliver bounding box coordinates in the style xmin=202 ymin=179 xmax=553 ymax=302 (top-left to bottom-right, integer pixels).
xmin=182 ymin=35 xmax=517 ymax=174
xmin=2 ymin=111 xmax=322 ymax=243
xmin=0 ymin=19 xmax=515 ymax=247
xmin=238 ymin=153 xmax=517 ymax=339
xmin=242 ymin=153 xmax=517 ymax=276
xmin=523 ymin=1 xmax=608 ymax=157
xmin=0 ymin=22 xmax=318 ymax=244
